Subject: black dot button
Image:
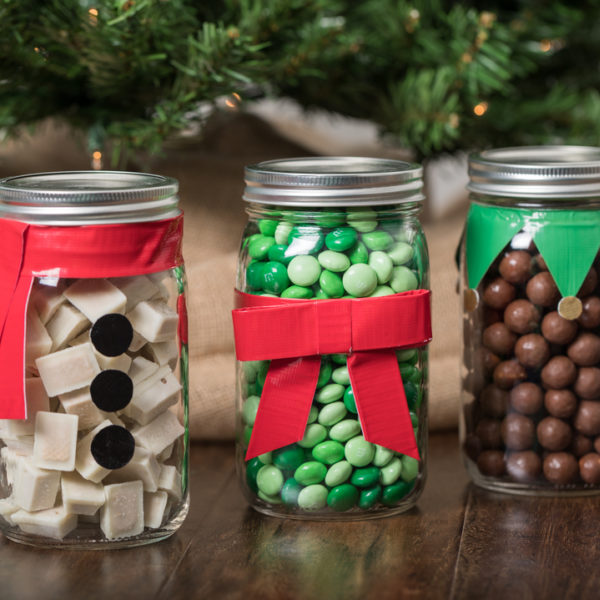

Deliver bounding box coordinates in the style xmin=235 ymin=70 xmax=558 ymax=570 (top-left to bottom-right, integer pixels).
xmin=91 ymin=314 xmax=134 ymax=357
xmin=90 ymin=370 xmax=133 ymax=412
xmin=91 ymin=425 xmax=135 ymax=469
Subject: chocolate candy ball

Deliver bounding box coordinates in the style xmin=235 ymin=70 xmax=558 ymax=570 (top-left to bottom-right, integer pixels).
xmin=514 ymin=334 xmax=550 ymax=368
xmin=544 ymin=389 xmax=577 ymax=419
xmin=543 ymin=452 xmax=579 ymax=485
xmin=477 ymin=450 xmax=506 ymax=477
xmin=506 ymin=451 xmax=542 ymax=483
xmin=537 ymin=417 xmax=572 ymax=451
xmin=501 ymin=413 xmax=535 ymax=450
xmin=499 ymin=251 xmax=532 ymax=284
xmin=578 ymin=267 xmax=598 ymax=297
xmin=493 ymin=360 xmax=527 ymax=389
xmin=534 ymin=254 xmax=548 ymax=271
xmin=567 ymin=333 xmax=600 ymax=367
xmin=526 ymin=272 xmax=560 ymax=307
xmin=480 ymin=384 xmax=509 ymax=418
xmin=574 ymin=400 xmax=600 ymax=436
xmin=570 ymin=433 xmax=593 ymax=458
xmin=504 ymin=300 xmax=541 ymax=335
xmin=482 ymin=278 xmax=517 ymax=310
xmin=464 ymin=434 xmax=483 ymax=461
xmin=574 ymin=367 xmax=600 ymax=400
xmin=482 ymin=348 xmax=501 ymax=375
xmin=578 ymin=296 xmax=600 ymax=329
xmin=541 ymin=311 xmax=578 ymax=345
xmin=510 ymin=382 xmax=543 ymax=415
xmin=594 ymin=437 xmax=600 ymax=454
xmin=475 ymin=418 xmax=503 ymax=449
xmin=541 ymin=356 xmax=577 ymax=389
xmin=579 ymin=453 xmax=600 ymax=484
xmin=483 ymin=307 xmax=502 ymax=326
xmin=483 ymin=323 xmax=517 ymax=356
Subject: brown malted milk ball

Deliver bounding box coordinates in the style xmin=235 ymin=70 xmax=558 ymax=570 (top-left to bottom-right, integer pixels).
xmin=493 ymin=360 xmax=527 ymax=389
xmin=482 ymin=278 xmax=517 ymax=310
xmin=574 ymin=367 xmax=600 ymax=400
xmin=574 ymin=400 xmax=600 ymax=436
xmin=501 ymin=413 xmax=536 ymax=450
xmin=475 ymin=418 xmax=503 ymax=449
xmin=578 ymin=296 xmax=600 ymax=329
xmin=526 ymin=272 xmax=560 ymax=307
xmin=541 ymin=356 xmax=577 ymax=389
xmin=544 ymin=389 xmax=577 ymax=419
xmin=477 ymin=450 xmax=506 ymax=477
xmin=567 ymin=333 xmax=600 ymax=367
xmin=464 ymin=434 xmax=482 ymax=461
xmin=570 ymin=433 xmax=593 ymax=458
xmin=594 ymin=436 xmax=600 ymax=454
xmin=541 ymin=311 xmax=578 ymax=345
xmin=579 ymin=453 xmax=600 ymax=485
xmin=506 ymin=451 xmax=542 ymax=483
xmin=483 ymin=307 xmax=502 ymax=326
xmin=510 ymin=382 xmax=543 ymax=415
xmin=543 ymin=452 xmax=579 ymax=485
xmin=482 ymin=348 xmax=501 ymax=375
xmin=480 ymin=384 xmax=509 ymax=418
xmin=483 ymin=323 xmax=518 ymax=356
xmin=578 ymin=267 xmax=598 ymax=298
xmin=514 ymin=334 xmax=550 ymax=368
xmin=537 ymin=417 xmax=573 ymax=451
xmin=534 ymin=254 xmax=548 ymax=270
xmin=499 ymin=251 xmax=532 ymax=284
xmin=504 ymin=300 xmax=541 ymax=335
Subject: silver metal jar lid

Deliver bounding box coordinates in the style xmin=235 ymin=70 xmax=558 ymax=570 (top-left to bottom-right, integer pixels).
xmin=468 ymin=146 xmax=600 ymax=199
xmin=244 ymin=157 xmax=424 ymax=207
xmin=0 ymin=171 xmax=180 ymax=225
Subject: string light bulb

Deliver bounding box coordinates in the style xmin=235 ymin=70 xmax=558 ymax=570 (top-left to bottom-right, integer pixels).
xmin=473 ymin=102 xmax=489 ymax=117
xmin=88 ymin=7 xmax=98 ymax=24
xmin=92 ymin=150 xmax=103 ymax=170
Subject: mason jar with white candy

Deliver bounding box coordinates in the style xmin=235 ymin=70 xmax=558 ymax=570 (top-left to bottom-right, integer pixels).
xmin=0 ymin=171 xmax=189 ymax=548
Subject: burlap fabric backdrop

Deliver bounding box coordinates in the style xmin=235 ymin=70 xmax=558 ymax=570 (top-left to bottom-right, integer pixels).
xmin=0 ymin=115 xmax=463 ymax=439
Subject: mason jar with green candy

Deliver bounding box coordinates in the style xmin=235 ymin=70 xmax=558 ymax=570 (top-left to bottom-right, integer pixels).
xmin=233 ymin=157 xmax=432 ymax=519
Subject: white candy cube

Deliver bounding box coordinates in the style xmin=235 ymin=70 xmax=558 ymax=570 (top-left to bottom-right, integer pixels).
xmin=128 ymin=356 xmax=159 ymax=385
xmin=13 ymin=459 xmax=60 ymax=511
xmin=61 ymin=472 xmax=105 ymax=515
xmin=69 ymin=334 xmax=132 ymax=372
xmin=143 ymin=491 xmax=168 ymax=529
xmin=127 ymin=300 xmax=178 ymax=343
xmin=25 ymin=310 xmax=52 ymax=367
xmin=33 ymin=412 xmax=78 ymax=471
xmin=133 ymin=410 xmax=184 ymax=456
xmin=36 ymin=343 xmax=100 ymax=397
xmin=157 ymin=442 xmax=174 ymax=462
xmin=158 ymin=464 xmax=182 ymax=501
xmin=1 ymin=446 xmax=30 ymax=486
xmin=2 ymin=378 xmax=50 ymax=438
xmin=30 ymin=284 xmax=66 ymax=324
xmin=128 ymin=330 xmax=148 ymax=353
xmin=12 ymin=506 xmax=77 ymax=540
xmin=75 ymin=420 xmax=113 ymax=483
xmin=125 ymin=366 xmax=181 ymax=425
xmin=104 ymin=446 xmax=160 ymax=492
xmin=144 ymin=340 xmax=178 ymax=369
xmin=100 ymin=481 xmax=144 ymax=540
xmin=64 ymin=278 xmax=127 ymax=322
xmin=110 ymin=275 xmax=159 ymax=312
xmin=59 ymin=388 xmax=104 ymax=431
xmin=45 ymin=304 xmax=90 ymax=351
xmin=0 ymin=497 xmax=20 ymax=525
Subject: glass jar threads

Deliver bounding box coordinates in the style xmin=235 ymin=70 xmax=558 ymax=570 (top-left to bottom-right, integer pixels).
xmin=460 ymin=146 xmax=600 ymax=494
xmin=233 ymin=157 xmax=432 ymax=518
xmin=0 ymin=172 xmax=189 ymax=547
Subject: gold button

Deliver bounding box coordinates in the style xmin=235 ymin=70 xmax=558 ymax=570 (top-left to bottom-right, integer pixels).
xmin=464 ymin=288 xmax=479 ymax=312
xmin=558 ymin=296 xmax=583 ymax=320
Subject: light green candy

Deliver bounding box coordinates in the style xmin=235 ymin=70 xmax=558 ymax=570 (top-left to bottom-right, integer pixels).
xmin=380 ymin=457 xmax=402 ymax=485
xmin=317 ymin=401 xmax=347 ymax=426
xmin=288 ymin=255 xmax=321 ymax=286
xmin=401 ymin=455 xmax=419 ymax=481
xmin=297 ymin=484 xmax=328 ymax=510
xmin=298 ymin=423 xmax=328 ymax=448
xmin=315 ymin=383 xmax=345 ymax=404
xmin=369 ymin=285 xmax=395 ymax=297
xmin=275 ymin=221 xmax=293 ymax=245
xmin=362 ymin=231 xmax=393 ymax=251
xmin=325 ymin=460 xmax=353 ymax=487
xmin=368 ymin=251 xmax=393 ymax=284
xmin=258 ymin=452 xmax=272 ymax=464
xmin=388 ymin=242 xmax=414 ymax=265
xmin=256 ymin=464 xmax=284 ymax=496
xmin=396 ymin=349 xmax=417 ymax=362
xmin=242 ymin=395 xmax=260 ymax=426
xmin=306 ymin=405 xmax=318 ymax=424
xmin=345 ymin=436 xmax=375 ymax=467
xmin=329 ymin=419 xmax=361 ymax=442
xmin=346 ymin=209 xmax=378 ymax=232
xmin=373 ymin=445 xmax=394 ymax=467
xmin=390 ymin=266 xmax=419 ymax=292
xmin=258 ymin=490 xmax=283 ymax=504
xmin=242 ymin=361 xmax=260 ymax=383
xmin=332 ymin=366 xmax=350 ymax=385
xmin=342 ymin=264 xmax=378 ymax=297
xmin=318 ymin=250 xmax=350 ymax=272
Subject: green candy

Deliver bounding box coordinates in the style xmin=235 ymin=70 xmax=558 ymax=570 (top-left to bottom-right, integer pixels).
xmin=242 ymin=360 xmax=260 ymax=383
xmin=245 ymin=457 xmax=263 ymax=493
xmin=380 ymin=457 xmax=402 ymax=485
xmin=287 ymin=255 xmax=321 ymax=286
xmin=315 ymin=211 xmax=346 ymax=228
xmin=312 ymin=440 xmax=345 ymax=465
xmin=307 ymin=406 xmax=318 ymax=424
xmin=256 ymin=361 xmax=269 ymax=389
xmin=245 ymin=233 xmax=263 ymax=248
xmin=346 ymin=209 xmax=378 ymax=233
xmin=332 ymin=366 xmax=350 ymax=386
xmin=281 ymin=285 xmax=313 ymax=299
xmin=297 ymin=484 xmax=328 ymax=510
xmin=351 ymin=466 xmax=380 ymax=488
xmin=258 ymin=490 xmax=282 ymax=504
xmin=248 ymin=235 xmax=275 ymax=259
xmin=327 ymin=484 xmax=359 ymax=511
xmin=343 ymin=385 xmax=357 ymax=414
xmin=373 ymin=445 xmax=394 ymax=467
xmin=317 ymin=361 xmax=333 ymax=389
xmin=298 ymin=423 xmax=327 ymax=448
xmin=329 ymin=418 xmax=361 ymax=442
xmin=390 ymin=266 xmax=418 ymax=292
xmin=262 ymin=261 xmax=290 ymax=294
xmin=318 ymin=250 xmax=351 ymax=272
xmin=294 ymin=461 xmax=327 ymax=485
xmin=268 ymin=244 xmax=294 ymax=265
xmin=369 ymin=285 xmax=395 ymax=297
xmin=274 ymin=221 xmax=293 ymax=245
xmin=396 ymin=348 xmax=417 ymax=363
xmin=325 ymin=227 xmax=358 ymax=251
xmin=401 ymin=455 xmax=419 ymax=482
xmin=349 ymin=220 xmax=377 ymax=233
xmin=368 ymin=251 xmax=393 ymax=284
xmin=287 ymin=226 xmax=324 ymax=255
xmin=241 ymin=395 xmax=260 ymax=426
xmin=258 ymin=452 xmax=272 ymax=464
xmin=256 ymin=464 xmax=284 ymax=496
xmin=243 ymin=426 xmax=252 ymax=445
xmin=317 ymin=401 xmax=347 ymax=426
xmin=358 ymin=485 xmax=382 ymax=509
xmin=388 ymin=242 xmax=414 ymax=265
xmin=273 ymin=445 xmax=305 ymax=471
xmin=324 ymin=460 xmax=352 ymax=487
xmin=319 ymin=270 xmax=344 ymax=298
xmin=362 ymin=230 xmax=393 ymax=251
xmin=258 ymin=219 xmax=278 ymax=236
xmin=281 ymin=477 xmax=303 ymax=506
xmin=345 ymin=436 xmax=375 ymax=467
xmin=342 ymin=264 xmax=378 ymax=297
xmin=403 ymin=380 xmax=418 ymax=409
xmin=315 ymin=383 xmax=345 ymax=404
xmin=348 ymin=241 xmax=368 ymax=264
xmin=246 ymin=261 xmax=265 ymax=290
xmin=381 ymin=480 xmax=414 ymax=506
xmin=331 ymin=353 xmax=347 ymax=365
xmin=314 ymin=288 xmax=329 ymax=299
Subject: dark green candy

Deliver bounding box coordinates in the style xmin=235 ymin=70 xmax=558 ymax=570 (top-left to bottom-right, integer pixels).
xmin=262 ymin=261 xmax=289 ymax=294
xmin=287 ymin=226 xmax=324 ymax=255
xmin=246 ymin=262 xmax=265 ymax=290
xmin=327 ymin=483 xmax=359 ymax=512
xmin=381 ymin=480 xmax=414 ymax=506
xmin=350 ymin=466 xmax=380 ymax=488
xmin=281 ymin=285 xmax=313 ymax=299
xmin=257 ymin=361 xmax=270 ymax=389
xmin=273 ymin=445 xmax=305 ymax=471
xmin=317 ymin=361 xmax=333 ymax=388
xmin=358 ymin=485 xmax=382 ymax=509
xmin=403 ymin=380 xmax=417 ymax=410
xmin=246 ymin=457 xmax=263 ymax=493
xmin=325 ymin=227 xmax=358 ymax=251
xmin=343 ymin=385 xmax=357 ymax=414
xmin=268 ymin=244 xmax=294 ymax=265
xmin=281 ymin=478 xmax=303 ymax=506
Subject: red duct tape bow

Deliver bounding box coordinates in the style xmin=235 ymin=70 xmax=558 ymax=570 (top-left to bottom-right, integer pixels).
xmin=0 ymin=215 xmax=184 ymax=419
xmin=232 ymin=288 xmax=432 ymax=461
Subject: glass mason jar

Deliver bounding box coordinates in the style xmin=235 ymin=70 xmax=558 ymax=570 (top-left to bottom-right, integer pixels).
xmin=0 ymin=171 xmax=189 ymax=547
xmin=233 ymin=157 xmax=432 ymax=519
xmin=460 ymin=146 xmax=600 ymax=494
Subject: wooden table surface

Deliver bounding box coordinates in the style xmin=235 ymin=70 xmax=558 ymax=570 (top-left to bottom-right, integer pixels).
xmin=2 ymin=431 xmax=599 ymax=600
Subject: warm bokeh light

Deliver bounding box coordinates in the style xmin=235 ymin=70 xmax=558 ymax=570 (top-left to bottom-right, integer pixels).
xmin=473 ymin=102 xmax=489 ymax=116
